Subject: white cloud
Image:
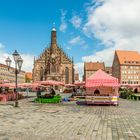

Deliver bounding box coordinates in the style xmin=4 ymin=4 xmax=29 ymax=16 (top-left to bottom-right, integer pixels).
xmin=82 ymin=45 xmax=89 ymax=50
xmin=59 ymin=9 xmax=67 ymax=32
xmin=69 ymin=36 xmax=85 ymax=45
xmin=74 ymin=62 xmax=84 ymax=81
xmin=83 ymin=0 xmax=140 ymax=66
xmin=0 ymin=43 xmax=5 ymax=49
xmin=0 ymin=44 xmax=34 ymax=72
xmin=66 ymin=46 xmax=71 ymax=50
xmin=82 ymin=47 xmax=114 ymax=66
xmin=70 ymin=15 xmax=82 ymax=28
xmin=20 ymin=54 xmax=34 ymax=72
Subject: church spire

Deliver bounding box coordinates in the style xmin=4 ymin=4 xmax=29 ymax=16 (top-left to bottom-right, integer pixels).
xmin=51 ymin=23 xmax=57 ymax=44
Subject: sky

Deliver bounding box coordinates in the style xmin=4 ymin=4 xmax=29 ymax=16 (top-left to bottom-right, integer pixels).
xmin=0 ymin=0 xmax=140 ymax=79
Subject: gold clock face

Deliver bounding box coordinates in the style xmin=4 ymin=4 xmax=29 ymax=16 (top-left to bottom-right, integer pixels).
xmin=50 ymin=54 xmax=56 ymax=64
xmin=51 ymin=54 xmax=55 ymax=59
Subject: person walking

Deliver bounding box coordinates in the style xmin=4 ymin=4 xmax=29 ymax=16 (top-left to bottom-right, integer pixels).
xmin=26 ymin=88 xmax=29 ymax=99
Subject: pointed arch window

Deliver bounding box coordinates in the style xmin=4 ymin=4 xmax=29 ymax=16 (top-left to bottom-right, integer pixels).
xmin=40 ymin=67 xmax=43 ymax=81
xmin=65 ymin=67 xmax=69 ymax=84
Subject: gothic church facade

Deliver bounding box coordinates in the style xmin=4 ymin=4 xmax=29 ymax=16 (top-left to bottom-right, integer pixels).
xmin=32 ymin=27 xmax=74 ymax=84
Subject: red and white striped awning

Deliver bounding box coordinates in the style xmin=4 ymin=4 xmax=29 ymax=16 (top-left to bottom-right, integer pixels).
xmin=86 ymin=69 xmax=120 ymax=88
xmin=35 ymin=80 xmax=64 ymax=86
xmin=74 ymin=81 xmax=85 ymax=86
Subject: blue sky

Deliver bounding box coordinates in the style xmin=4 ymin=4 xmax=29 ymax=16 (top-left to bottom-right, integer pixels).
xmin=0 ymin=0 xmax=140 ymax=78
xmin=0 ymin=0 xmax=100 ymax=61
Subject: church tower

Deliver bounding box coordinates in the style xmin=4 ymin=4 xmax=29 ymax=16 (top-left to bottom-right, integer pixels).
xmin=51 ymin=27 xmax=57 ymax=44
xmin=32 ymin=25 xmax=74 ymax=84
xmin=50 ymin=26 xmax=57 ymax=54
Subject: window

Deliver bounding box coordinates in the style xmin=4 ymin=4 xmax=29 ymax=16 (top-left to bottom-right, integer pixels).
xmin=134 ymin=71 xmax=136 ymax=74
xmin=65 ymin=67 xmax=69 ymax=84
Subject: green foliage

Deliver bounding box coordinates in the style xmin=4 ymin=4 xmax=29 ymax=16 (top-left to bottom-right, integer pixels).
xmin=120 ymin=88 xmax=140 ymax=101
xmin=120 ymin=91 xmax=128 ymax=99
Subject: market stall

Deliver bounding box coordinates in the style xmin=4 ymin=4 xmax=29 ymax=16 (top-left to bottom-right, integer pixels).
xmin=76 ymin=69 xmax=120 ymax=105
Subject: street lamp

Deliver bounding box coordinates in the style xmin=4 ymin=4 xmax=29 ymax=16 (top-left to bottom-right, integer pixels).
xmin=5 ymin=50 xmax=23 ymax=107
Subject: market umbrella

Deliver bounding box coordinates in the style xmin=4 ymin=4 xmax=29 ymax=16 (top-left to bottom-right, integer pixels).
xmin=65 ymin=84 xmax=76 ymax=87
xmin=0 ymin=80 xmax=10 ymax=83
xmin=0 ymin=83 xmax=16 ymax=88
xmin=74 ymin=81 xmax=85 ymax=86
xmin=86 ymin=69 xmax=120 ymax=88
xmin=35 ymin=80 xmax=64 ymax=86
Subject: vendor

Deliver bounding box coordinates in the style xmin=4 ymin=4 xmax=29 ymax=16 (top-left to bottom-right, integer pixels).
xmin=42 ymin=87 xmax=56 ymax=98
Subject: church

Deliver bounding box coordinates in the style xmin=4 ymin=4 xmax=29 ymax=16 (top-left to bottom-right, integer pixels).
xmin=32 ymin=27 xmax=74 ymax=84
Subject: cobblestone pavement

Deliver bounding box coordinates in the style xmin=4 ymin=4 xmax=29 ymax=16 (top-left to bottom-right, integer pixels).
xmin=0 ymin=98 xmax=140 ymax=140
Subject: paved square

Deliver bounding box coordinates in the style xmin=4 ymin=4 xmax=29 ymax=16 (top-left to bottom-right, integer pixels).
xmin=0 ymin=98 xmax=140 ymax=140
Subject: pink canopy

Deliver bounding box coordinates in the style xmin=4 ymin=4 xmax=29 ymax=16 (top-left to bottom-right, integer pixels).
xmin=65 ymin=84 xmax=76 ymax=87
xmin=0 ymin=82 xmax=41 ymax=88
xmin=86 ymin=69 xmax=120 ymax=87
xmin=0 ymin=80 xmax=10 ymax=83
xmin=0 ymin=83 xmax=15 ymax=88
xmin=35 ymin=80 xmax=64 ymax=86
xmin=18 ymin=83 xmax=41 ymax=88
xmin=74 ymin=81 xmax=85 ymax=86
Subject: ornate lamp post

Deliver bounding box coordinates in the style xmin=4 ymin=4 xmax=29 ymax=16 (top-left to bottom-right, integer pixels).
xmin=5 ymin=50 xmax=23 ymax=107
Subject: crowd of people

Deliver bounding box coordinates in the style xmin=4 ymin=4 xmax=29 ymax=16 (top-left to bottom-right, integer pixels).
xmin=0 ymin=87 xmax=23 ymax=101
xmin=0 ymin=85 xmax=85 ymax=102
xmin=36 ymin=86 xmax=56 ymax=98
xmin=36 ymin=86 xmax=85 ymax=99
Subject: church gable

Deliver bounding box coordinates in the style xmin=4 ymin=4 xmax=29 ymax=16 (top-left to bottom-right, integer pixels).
xmin=57 ymin=47 xmax=72 ymax=64
xmin=36 ymin=46 xmax=72 ymax=64
xmin=33 ymin=27 xmax=74 ymax=83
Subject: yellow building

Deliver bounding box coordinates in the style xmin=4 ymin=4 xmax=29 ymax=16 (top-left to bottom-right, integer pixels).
xmin=25 ymin=72 xmax=32 ymax=83
xmin=0 ymin=63 xmax=25 ymax=83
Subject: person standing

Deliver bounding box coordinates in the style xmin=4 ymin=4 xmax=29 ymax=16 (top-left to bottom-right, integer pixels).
xmin=26 ymin=88 xmax=29 ymax=99
xmin=36 ymin=88 xmax=41 ymax=98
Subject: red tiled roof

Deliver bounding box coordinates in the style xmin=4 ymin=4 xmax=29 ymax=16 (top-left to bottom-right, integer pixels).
xmin=116 ymin=50 xmax=140 ymax=65
xmin=84 ymin=62 xmax=105 ymax=71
